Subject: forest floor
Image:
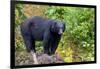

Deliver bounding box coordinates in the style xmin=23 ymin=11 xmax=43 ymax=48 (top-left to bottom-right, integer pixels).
xmin=15 ymin=51 xmax=33 ymax=65
xmin=15 ymin=50 xmax=64 ymax=66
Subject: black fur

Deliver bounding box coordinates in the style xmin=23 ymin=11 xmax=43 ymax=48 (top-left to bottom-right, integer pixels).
xmin=20 ymin=16 xmax=65 ymax=55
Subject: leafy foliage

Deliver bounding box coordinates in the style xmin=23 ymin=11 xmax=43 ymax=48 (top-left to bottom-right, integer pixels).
xmin=15 ymin=4 xmax=26 ymax=51
xmin=15 ymin=4 xmax=27 ymax=26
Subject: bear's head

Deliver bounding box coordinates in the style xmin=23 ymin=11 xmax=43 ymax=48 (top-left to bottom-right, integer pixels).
xmin=51 ymin=20 xmax=65 ymax=35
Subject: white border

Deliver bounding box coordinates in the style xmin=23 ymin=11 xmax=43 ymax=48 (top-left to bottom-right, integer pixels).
xmin=0 ymin=0 xmax=100 ymax=69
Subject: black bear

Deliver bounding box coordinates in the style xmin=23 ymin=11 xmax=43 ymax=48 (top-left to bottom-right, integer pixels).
xmin=20 ymin=16 xmax=65 ymax=64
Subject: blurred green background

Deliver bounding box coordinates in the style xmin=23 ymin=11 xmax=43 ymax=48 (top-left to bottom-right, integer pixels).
xmin=15 ymin=4 xmax=95 ymax=65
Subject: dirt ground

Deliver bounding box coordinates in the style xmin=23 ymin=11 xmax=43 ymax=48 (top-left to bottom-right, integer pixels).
xmin=15 ymin=50 xmax=64 ymax=66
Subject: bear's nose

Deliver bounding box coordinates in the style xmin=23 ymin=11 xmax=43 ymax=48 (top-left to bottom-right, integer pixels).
xmin=58 ymin=29 xmax=63 ymax=35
